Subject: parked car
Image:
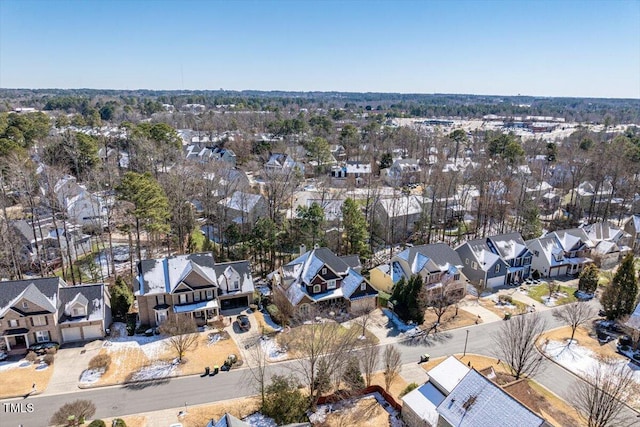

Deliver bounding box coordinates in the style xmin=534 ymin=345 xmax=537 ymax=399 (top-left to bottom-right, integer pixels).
xmin=574 ymin=290 xmax=595 ymax=301
xmin=28 ymin=342 xmax=59 ymax=355
xmin=236 ymin=315 xmax=251 ymax=331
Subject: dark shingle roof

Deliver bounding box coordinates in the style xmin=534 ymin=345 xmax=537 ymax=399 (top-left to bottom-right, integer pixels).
xmin=0 ymin=277 xmax=63 ymax=316
xmin=58 ymin=283 xmax=106 ymax=323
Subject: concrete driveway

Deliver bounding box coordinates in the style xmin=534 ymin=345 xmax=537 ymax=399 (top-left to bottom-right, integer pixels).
xmin=43 ymin=340 xmax=104 ymax=395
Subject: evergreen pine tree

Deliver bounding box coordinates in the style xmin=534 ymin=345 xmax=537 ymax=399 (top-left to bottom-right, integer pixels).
xmin=602 ymin=255 xmax=638 ymax=319
xmin=342 ymin=356 xmax=365 ymax=391
xmin=578 ymin=263 xmax=599 ymax=294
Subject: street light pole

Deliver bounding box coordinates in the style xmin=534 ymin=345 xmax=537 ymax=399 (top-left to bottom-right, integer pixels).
xmin=463 ymin=329 xmax=469 ymax=357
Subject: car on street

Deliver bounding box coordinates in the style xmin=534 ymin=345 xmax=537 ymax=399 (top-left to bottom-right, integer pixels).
xmin=236 ymin=315 xmax=251 ymax=331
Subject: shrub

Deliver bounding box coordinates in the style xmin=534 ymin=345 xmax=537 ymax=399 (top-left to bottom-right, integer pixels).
xmin=249 ymin=303 xmax=258 ymax=312
xmin=262 ymin=375 xmax=308 ymax=425
xmin=89 ymin=354 xmax=111 ymax=371
xmin=399 ymin=382 xmax=419 ymax=398
xmin=620 ymin=345 xmax=630 ymax=352
xmin=25 ymin=351 xmax=38 ymax=363
xmin=112 ymin=419 xmax=127 ymax=427
xmin=88 ymin=420 xmax=106 ymax=427
xmin=634 ymin=354 xmax=640 ymax=361
xmin=43 ymin=354 xmax=55 ymax=365
xmin=378 ymin=291 xmax=391 ymax=308
xmin=50 ymin=399 xmax=96 ymax=426
xmin=532 ymin=270 xmax=541 ymax=280
xmin=267 ymin=304 xmax=281 ymax=323
xmin=45 ymin=347 xmax=57 ymax=355
xmin=498 ymin=295 xmax=513 ymax=305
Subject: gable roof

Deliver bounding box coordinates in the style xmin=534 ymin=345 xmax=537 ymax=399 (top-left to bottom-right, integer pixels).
xmin=551 ymin=229 xmax=594 ymax=251
xmin=136 ymin=253 xmax=218 ymax=296
xmin=58 ymin=283 xmax=106 ymax=323
xmin=219 ymin=191 xmax=264 ymax=213
xmin=0 ymin=278 xmax=63 ymax=318
xmin=487 ymin=233 xmax=529 ymax=260
xmin=287 ymin=247 xmax=350 ymax=285
xmin=461 ymin=239 xmax=504 ymax=271
xmin=437 ymin=370 xmax=545 ymax=427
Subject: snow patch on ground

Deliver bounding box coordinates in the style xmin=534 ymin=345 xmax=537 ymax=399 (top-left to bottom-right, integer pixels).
xmin=242 ymin=412 xmax=277 ymax=427
xmin=544 ymin=339 xmax=640 ymax=382
xmin=80 ymin=368 xmax=105 ymax=384
xmin=35 ymin=362 xmax=49 ymax=371
xmin=260 ymin=336 xmax=288 ymax=361
xmin=129 ymin=360 xmax=178 ymax=381
xmin=260 ymin=310 xmax=283 ymax=332
xmin=383 ymin=308 xmax=419 ymax=334
xmin=105 ymin=322 xmax=168 ymax=359
xmin=309 ymin=392 xmax=403 ymax=426
xmin=0 ymin=360 xmax=32 ymax=372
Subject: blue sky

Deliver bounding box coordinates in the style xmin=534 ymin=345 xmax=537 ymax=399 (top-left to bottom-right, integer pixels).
xmin=1 ymin=0 xmax=638 ymax=98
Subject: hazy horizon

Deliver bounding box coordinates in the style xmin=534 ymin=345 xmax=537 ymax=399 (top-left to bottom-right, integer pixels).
xmin=1 ymin=0 xmax=639 ymax=99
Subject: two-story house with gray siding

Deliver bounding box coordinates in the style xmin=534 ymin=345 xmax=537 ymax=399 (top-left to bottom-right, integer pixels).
xmin=135 ymin=253 xmax=254 ymax=327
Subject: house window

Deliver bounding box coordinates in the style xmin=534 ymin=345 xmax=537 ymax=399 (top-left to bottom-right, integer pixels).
xmin=327 ymin=280 xmax=337 ymax=290
xmin=524 ymin=257 xmax=532 ymax=265
xmin=206 ymin=289 xmax=213 ymax=300
xmin=194 ymin=293 xmax=201 ymax=302
xmin=8 ymin=319 xmax=18 ymax=328
xmin=313 ymin=284 xmax=321 ymax=294
xmin=360 ymin=283 xmax=366 ymax=291
xmin=72 ymin=307 xmax=86 ymax=317
xmin=322 ymin=268 xmax=327 ymax=275
xmin=494 ymin=264 xmax=500 ymax=273
xmin=472 ymin=262 xmax=478 ymax=269
xmin=179 ymin=294 xmax=187 ymax=304
xmin=194 ymin=311 xmax=203 ymax=318
xmin=534 ymin=251 xmax=539 ymax=257
xmin=22 ymin=301 xmax=28 ymax=309
xmin=35 ymin=330 xmax=50 ymax=343
xmin=465 ymin=259 xmax=469 ymax=265
xmin=232 ymin=280 xmax=239 ymax=290
xmin=32 ymin=316 xmax=46 ymax=327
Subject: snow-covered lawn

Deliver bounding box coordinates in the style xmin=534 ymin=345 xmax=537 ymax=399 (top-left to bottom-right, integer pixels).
xmin=105 ymin=322 xmax=168 ymax=359
xmin=383 ymin=308 xmax=421 ymax=336
xmin=0 ymin=359 xmax=32 ymax=372
xmin=260 ymin=336 xmax=288 ymax=361
xmin=260 ymin=311 xmax=283 ymax=332
xmin=309 ymin=392 xmax=404 ymax=427
xmin=129 ymin=359 xmax=178 ymax=382
xmin=79 ymin=368 xmax=105 ymax=384
xmin=543 ymin=339 xmax=640 ymax=396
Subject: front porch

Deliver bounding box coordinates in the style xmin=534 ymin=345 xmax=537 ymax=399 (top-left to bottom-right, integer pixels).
xmin=3 ymin=328 xmax=30 ymax=354
xmin=174 ymin=299 xmax=220 ymax=326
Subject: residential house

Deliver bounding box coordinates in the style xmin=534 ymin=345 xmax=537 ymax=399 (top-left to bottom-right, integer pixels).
xmin=374 ymin=195 xmax=427 ymax=243
xmin=564 ymin=180 xmax=614 ymax=213
xmin=54 ymin=175 xmax=108 ymax=228
xmin=330 ymin=161 xmax=372 ymax=186
xmin=270 ymin=247 xmax=378 ymax=315
xmin=402 ymin=356 xmax=546 ymax=427
xmin=207 ymin=413 xmax=251 ymax=427
xmin=583 ymin=221 xmax=631 ymax=268
xmin=134 ymin=253 xmax=254 ymax=327
xmin=265 ymin=153 xmax=304 ymax=175
xmin=372 ymin=244 xmax=466 ymax=299
xmin=218 ymin=191 xmax=267 ymax=227
xmin=11 ymin=217 xmax=92 ymax=270
xmin=456 ymin=233 xmax=532 ymax=289
xmin=536 ymin=229 xmax=594 ymax=277
xmin=330 ymin=144 xmax=347 ymax=161
xmin=211 ymin=147 xmax=237 ymax=167
xmin=0 ymin=278 xmax=111 ymax=354
xmin=384 ymin=159 xmax=422 ymax=186
xmin=623 ymin=214 xmax=640 ymax=253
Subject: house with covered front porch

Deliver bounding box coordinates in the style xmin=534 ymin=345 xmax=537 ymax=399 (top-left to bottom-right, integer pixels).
xmin=134 ymin=253 xmax=254 ymax=327
xmin=270 ymin=247 xmax=378 ymax=316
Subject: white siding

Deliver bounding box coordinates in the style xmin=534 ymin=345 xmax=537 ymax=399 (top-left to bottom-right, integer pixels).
xmin=82 ymin=325 xmax=103 ymax=340
xmin=61 ymin=327 xmax=82 ymax=342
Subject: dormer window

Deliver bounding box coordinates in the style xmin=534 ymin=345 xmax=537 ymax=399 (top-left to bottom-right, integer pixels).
xmin=322 ymin=268 xmax=327 ymax=275
xmin=72 ymin=307 xmax=86 ymax=317
xmin=22 ymin=301 xmax=28 ymax=309
xmin=360 ymin=283 xmax=366 ymax=291
xmin=494 ymin=264 xmax=500 ymax=273
xmin=232 ymin=280 xmax=239 ymax=290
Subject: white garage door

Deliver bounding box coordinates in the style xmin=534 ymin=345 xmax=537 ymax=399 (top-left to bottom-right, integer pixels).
xmin=486 ymin=276 xmax=505 ymax=289
xmin=62 ymin=327 xmax=82 ymax=342
xmin=82 ymin=325 xmax=103 ymax=340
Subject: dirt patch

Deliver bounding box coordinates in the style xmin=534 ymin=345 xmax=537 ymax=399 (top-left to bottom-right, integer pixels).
xmin=479 ymin=298 xmax=528 ymax=318
xmin=537 ymin=326 xmax=620 ymax=359
xmin=527 ymin=380 xmax=586 ymax=426
xmin=422 ymin=306 xmax=480 ymax=331
xmin=368 ymin=371 xmax=409 ymax=402
xmin=0 ymin=360 xmax=54 ymax=398
xmin=181 ymin=396 xmax=262 ymax=427
xmin=322 ymin=396 xmax=390 ymax=427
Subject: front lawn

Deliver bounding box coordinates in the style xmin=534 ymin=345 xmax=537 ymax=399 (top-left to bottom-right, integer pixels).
xmin=0 ymin=358 xmax=54 ymax=398
xmin=527 ymin=284 xmax=577 ymax=306
xmin=422 ymin=305 xmax=480 ymax=331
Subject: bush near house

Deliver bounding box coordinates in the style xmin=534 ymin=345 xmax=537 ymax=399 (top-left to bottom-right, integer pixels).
xmin=89 ymin=354 xmax=111 ymax=372
xmin=399 ymin=382 xmax=419 ymax=398
xmin=87 ymin=421 xmax=106 ymax=427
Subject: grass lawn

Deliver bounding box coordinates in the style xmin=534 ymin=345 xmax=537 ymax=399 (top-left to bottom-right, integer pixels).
xmin=278 ymin=322 xmax=378 ymax=359
xmin=537 ymin=326 xmax=620 ymax=359
xmin=527 ymin=284 xmax=577 ymax=305
xmin=95 ymin=331 xmax=241 ymax=385
xmin=479 ymin=298 xmax=528 ymax=318
xmin=422 ymin=306 xmax=481 ymax=331
xmin=421 ymin=354 xmax=584 ymax=426
xmin=0 ymin=360 xmax=55 ymax=398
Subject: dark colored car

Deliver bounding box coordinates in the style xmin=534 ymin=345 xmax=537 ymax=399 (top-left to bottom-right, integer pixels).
xmin=28 ymin=341 xmax=59 ymax=355
xmin=236 ymin=315 xmax=251 ymax=331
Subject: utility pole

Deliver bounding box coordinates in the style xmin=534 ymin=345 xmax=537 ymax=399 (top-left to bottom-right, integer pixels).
xmin=463 ymin=329 xmax=469 ymax=357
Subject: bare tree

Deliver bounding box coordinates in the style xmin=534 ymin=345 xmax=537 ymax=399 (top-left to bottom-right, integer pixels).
xmin=352 ymin=305 xmax=375 ymax=338
xmin=553 ymin=301 xmax=597 ymax=343
xmin=383 ymin=345 xmax=402 ymax=392
xmin=159 ymin=315 xmax=199 ymax=363
xmin=360 ymin=340 xmax=379 ymax=387
xmin=245 ymin=337 xmax=270 ymax=407
xmin=426 ymin=282 xmax=459 ymax=331
xmin=281 ymin=307 xmax=360 ymax=409
xmin=572 ymin=358 xmax=636 ymax=427
xmin=50 ymin=399 xmax=96 ymax=426
xmin=492 ymin=313 xmax=546 ymax=380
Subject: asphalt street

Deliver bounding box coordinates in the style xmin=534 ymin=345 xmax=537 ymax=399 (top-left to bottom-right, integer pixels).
xmin=2 ymin=305 xmax=638 ymax=426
